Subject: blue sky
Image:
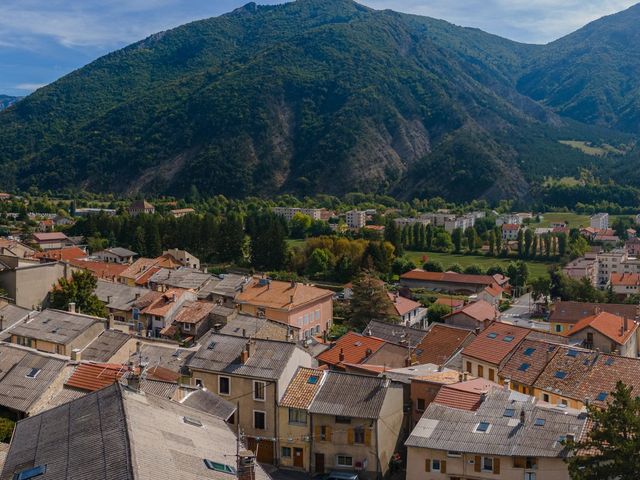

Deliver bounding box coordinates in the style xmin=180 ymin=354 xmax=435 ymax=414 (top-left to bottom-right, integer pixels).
xmin=1 ymin=0 xmax=637 ymax=96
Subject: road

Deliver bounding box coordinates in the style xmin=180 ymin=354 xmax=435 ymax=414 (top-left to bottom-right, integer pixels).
xmin=500 ymin=293 xmax=549 ymax=331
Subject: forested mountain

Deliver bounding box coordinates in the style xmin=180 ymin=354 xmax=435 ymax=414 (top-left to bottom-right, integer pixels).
xmin=0 ymin=0 xmax=638 ymax=201
xmin=0 ymin=95 xmax=20 ymax=111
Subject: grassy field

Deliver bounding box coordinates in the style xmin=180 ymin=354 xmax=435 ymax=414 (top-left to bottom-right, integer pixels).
xmin=537 ymin=212 xmax=627 ymax=228
xmin=404 ymin=251 xmax=555 ymax=280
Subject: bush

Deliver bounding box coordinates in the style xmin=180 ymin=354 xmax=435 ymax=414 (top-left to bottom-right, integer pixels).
xmin=422 ymin=260 xmax=444 ymax=272
xmin=0 ymin=416 xmax=15 ymax=442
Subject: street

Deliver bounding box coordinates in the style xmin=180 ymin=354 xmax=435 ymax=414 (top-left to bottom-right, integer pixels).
xmin=500 ymin=292 xmax=549 ymax=331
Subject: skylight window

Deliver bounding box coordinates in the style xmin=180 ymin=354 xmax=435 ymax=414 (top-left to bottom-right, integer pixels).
xmin=503 ymin=408 xmax=515 ymax=418
xmin=566 ymin=349 xmax=578 ymax=357
xmin=307 ymin=375 xmax=319 ymax=385
xmin=596 ymin=392 xmax=608 ymax=402
xmin=183 ymin=416 xmax=203 ymax=427
xmin=503 ymin=335 xmax=515 ymax=342
xmin=25 ymin=368 xmax=40 ymax=379
xmin=518 ymin=363 xmax=530 ymax=372
xmin=475 ymin=422 xmax=490 ymax=433
xmin=207 ymin=341 xmax=216 ymax=350
xmin=486 ymin=332 xmax=498 ymax=339
xmin=523 ymin=347 xmax=536 ymax=356
xmin=14 ymin=465 xmax=47 ymax=480
xmin=534 ymin=418 xmax=546 ymax=426
xmin=204 ymin=460 xmax=236 ymax=475
xmin=605 ymin=357 xmax=615 ymax=366
xmin=554 ymin=371 xmax=567 ymax=379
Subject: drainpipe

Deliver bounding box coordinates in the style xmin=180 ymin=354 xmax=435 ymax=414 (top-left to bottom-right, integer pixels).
xmin=375 ymin=420 xmax=381 ymax=480
xmin=309 ymin=414 xmax=315 ymax=473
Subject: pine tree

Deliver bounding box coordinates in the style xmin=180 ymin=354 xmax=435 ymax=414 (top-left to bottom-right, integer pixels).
xmin=452 ymin=228 xmax=463 ymax=253
xmin=349 ymin=272 xmax=395 ymax=329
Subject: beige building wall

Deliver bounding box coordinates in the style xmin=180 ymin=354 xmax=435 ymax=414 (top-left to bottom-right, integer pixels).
xmin=407 ymin=447 xmax=571 ymax=480
xmin=375 ymin=384 xmax=405 ymax=476
xmin=278 ymin=406 xmax=311 ymax=470
xmin=568 ymin=327 xmax=637 ymax=357
xmin=0 ymin=261 xmax=78 ymax=309
xmin=462 ymin=356 xmax=499 ymax=382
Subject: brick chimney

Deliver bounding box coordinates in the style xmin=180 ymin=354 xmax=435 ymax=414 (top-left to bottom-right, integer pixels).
xmin=237 ymin=450 xmax=256 ymax=480
xmin=338 ymin=348 xmax=345 ymax=363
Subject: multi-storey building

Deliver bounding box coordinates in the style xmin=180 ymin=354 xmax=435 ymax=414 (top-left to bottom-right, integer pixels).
xmin=590 ymin=212 xmax=609 ymax=230
xmin=345 ymin=210 xmax=367 ymax=229
xmin=273 ymin=207 xmax=324 ymax=221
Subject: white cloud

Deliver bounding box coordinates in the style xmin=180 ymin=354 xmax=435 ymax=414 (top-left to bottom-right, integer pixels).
xmin=15 ymin=83 xmax=47 ymax=91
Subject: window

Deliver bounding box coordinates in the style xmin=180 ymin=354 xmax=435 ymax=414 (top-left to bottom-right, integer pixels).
xmin=482 ymin=457 xmax=494 ymax=471
xmin=534 ymin=418 xmax=545 ymax=426
xmin=560 ymin=399 xmax=568 ymax=406
xmin=288 ymin=408 xmax=307 ymax=425
xmin=335 ymin=416 xmax=351 ymax=424
xmin=543 ymin=393 xmax=550 ymax=402
xmin=218 ymin=376 xmax=230 ymax=396
xmin=25 ymin=368 xmax=40 ymax=379
xmin=183 ymin=416 xmax=202 ymax=427
xmin=254 ymin=410 xmax=266 ymax=430
xmin=566 ymin=349 xmax=578 ymax=357
xmin=303 ymin=314 xmax=309 ymax=325
xmin=596 ymin=391 xmax=608 ymax=402
xmin=447 ymin=451 xmax=462 ymax=458
xmin=320 ymin=425 xmax=329 ymax=441
xmin=503 ymin=335 xmax=514 ymax=342
xmin=336 ymin=455 xmax=353 ymax=467
xmin=253 ymin=381 xmax=266 ymax=401
xmin=13 ymin=466 xmax=47 ymax=480
xmin=555 ymin=324 xmax=563 ymax=333
xmin=315 ymin=310 xmax=320 ymax=321
xmin=518 ymin=363 xmax=530 ymax=372
xmin=416 ymin=398 xmax=426 ymax=412
xmin=281 ymin=447 xmax=292 ymax=458
xmin=432 ymin=459 xmax=441 ymax=471
xmin=203 ymin=460 xmax=236 ymax=475
xmin=475 ymin=422 xmax=490 ymax=433
xmin=354 ymin=426 xmax=365 ymax=444
xmin=487 ymin=332 xmax=498 ymax=339
xmin=195 ymin=378 xmax=203 ymax=388
xmin=466 ymin=361 xmax=472 ymax=373
xmin=307 ymin=375 xmax=319 ymax=385
xmin=488 ymin=368 xmax=495 ymax=381
xmin=523 ymin=347 xmax=536 ymax=356
xmin=554 ymin=371 xmax=567 ymax=379
xmin=503 ymin=408 xmax=515 ymax=418
xmin=477 ymin=365 xmax=484 ymax=377
xmin=183 ymin=323 xmax=191 ymax=331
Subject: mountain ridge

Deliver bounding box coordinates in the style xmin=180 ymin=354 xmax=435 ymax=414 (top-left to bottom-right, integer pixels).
xmin=0 ymin=0 xmax=638 ymax=201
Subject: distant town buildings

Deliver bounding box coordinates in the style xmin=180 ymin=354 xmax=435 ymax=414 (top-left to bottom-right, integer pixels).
xmin=590 ymin=212 xmax=609 ymax=230
xmin=346 ymin=209 xmax=367 ymax=229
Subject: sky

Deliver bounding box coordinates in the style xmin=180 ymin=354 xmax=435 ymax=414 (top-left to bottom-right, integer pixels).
xmin=0 ymin=0 xmax=637 ymax=96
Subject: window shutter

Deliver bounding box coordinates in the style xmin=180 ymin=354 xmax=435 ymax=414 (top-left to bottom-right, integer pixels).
xmin=441 ymin=460 xmax=447 ymax=474
xmin=493 ymin=458 xmax=501 ymax=475
xmin=326 ymin=426 xmax=332 ymax=442
xmin=347 ymin=428 xmax=354 ymax=445
xmin=474 ymin=456 xmax=481 ymax=473
xmin=364 ymin=428 xmax=372 ymax=446
xmin=314 ymin=425 xmax=321 ymax=440
xmin=424 ymin=459 xmax=431 ymax=472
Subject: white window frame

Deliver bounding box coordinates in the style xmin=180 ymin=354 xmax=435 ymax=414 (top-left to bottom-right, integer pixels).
xmin=253 ymin=410 xmax=267 ymax=430
xmin=336 ymin=455 xmax=353 ymax=467
xmin=183 ymin=323 xmax=191 ymax=331
xmin=431 ymin=459 xmax=441 ymax=472
xmin=253 ymin=380 xmax=266 ymax=402
xmin=482 ymin=456 xmax=494 ymax=472
xmin=218 ymin=376 xmax=231 ymax=396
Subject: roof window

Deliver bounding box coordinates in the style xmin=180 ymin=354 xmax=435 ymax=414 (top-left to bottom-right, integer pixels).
xmin=518 ymin=363 xmax=530 ymax=372
xmin=523 ymin=347 xmax=536 ymax=356
xmin=25 ymin=368 xmax=40 ymax=379
xmin=486 ymin=333 xmax=498 ymax=339
xmin=13 ymin=465 xmax=47 ymax=480
xmin=534 ymin=418 xmax=546 ymax=426
xmin=596 ymin=392 xmax=608 ymax=402
xmin=204 ymin=460 xmax=236 ymax=475
xmin=503 ymin=335 xmax=514 ymax=342
xmin=183 ymin=416 xmax=203 ymax=427
xmin=475 ymin=421 xmax=490 ymax=433
xmin=307 ymin=375 xmax=319 ymax=384
xmin=554 ymin=371 xmax=567 ymax=379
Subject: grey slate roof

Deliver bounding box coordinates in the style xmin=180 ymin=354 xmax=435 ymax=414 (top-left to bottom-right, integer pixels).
xmin=187 ymin=332 xmax=299 ymax=380
xmin=181 ymin=388 xmax=237 ymax=421
xmin=362 ymin=320 xmax=427 ymax=346
xmin=0 ymin=302 xmax=32 ymax=330
xmin=0 ymin=383 xmax=269 ymax=480
xmin=95 ymin=280 xmax=149 ymax=312
xmin=129 ymin=342 xmax=195 ymax=375
xmin=198 ymin=274 xmax=248 ymax=300
xmin=9 ymin=308 xmax=103 ymax=345
xmin=149 ymin=267 xmax=213 ymax=290
xmin=105 ymin=247 xmax=137 ymax=257
xmin=405 ymin=388 xmax=588 ymax=458
xmin=0 ymin=347 xmax=67 ymax=414
xmin=309 ymin=371 xmax=393 ymax=419
xmin=81 ymin=329 xmax=131 ymax=362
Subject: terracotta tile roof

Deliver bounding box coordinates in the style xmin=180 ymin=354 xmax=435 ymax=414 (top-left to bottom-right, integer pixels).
xmin=533 ymin=347 xmax=598 ymax=400
xmin=565 ymin=311 xmax=638 ymax=345
xmin=316 ymin=332 xmax=386 ymax=367
xmin=434 ymin=297 xmax=464 ymax=309
xmin=549 ymin=301 xmax=638 ymax=325
xmin=433 ymin=378 xmax=499 ymax=411
xmin=610 ymin=273 xmax=640 ymax=287
xmin=417 ymin=324 xmax=475 ymax=365
xmin=69 ymin=259 xmax=129 ymax=280
xmin=341 ymin=363 xmax=388 ymax=374
xmin=498 ymin=339 xmax=562 ymax=386
xmin=134 ymin=266 xmax=161 ymax=285
xmin=387 ymin=293 xmax=421 ymax=316
xmin=144 ymin=365 xmax=180 ymax=382
xmin=502 ymin=223 xmax=520 ymax=231
xmin=174 ymin=300 xmax=215 ymax=324
xmin=484 ymin=283 xmax=503 ymax=298
xmin=142 ymin=289 xmax=189 ymax=317
xmin=118 ymin=257 xmax=159 ymax=280
xmin=445 ymin=299 xmax=497 ymax=323
xmin=280 ymin=367 xmax=325 ymax=409
xmin=462 ymin=322 xmax=531 ymax=365
xmin=576 ymin=354 xmax=640 ymax=407
xmin=236 ymin=278 xmax=333 ymax=311
xmin=413 ymin=371 xmax=462 ymax=385
xmin=492 ymin=274 xmax=510 ymax=286
xmin=401 ymin=269 xmax=495 ymax=286
xmin=34 ymin=246 xmax=87 ymax=262
xmin=65 ymin=363 xmax=127 ymax=392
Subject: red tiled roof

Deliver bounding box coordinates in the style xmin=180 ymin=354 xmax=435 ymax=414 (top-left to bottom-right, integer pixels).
xmin=387 ymin=293 xmax=421 ymax=317
xmin=145 ymin=365 xmax=180 ymax=382
xmin=417 ymin=324 xmax=475 ymax=365
xmin=316 ymin=332 xmax=386 ymax=367
xmin=401 ymin=269 xmax=495 ymax=286
xmin=549 ymin=301 xmax=638 ymax=325
xmin=502 ymin=224 xmax=520 ymax=231
xmin=34 ymin=246 xmax=87 ymax=262
xmin=32 ymin=232 xmax=69 ymax=242
xmin=142 ymin=289 xmax=189 ymax=317
xmin=237 ymin=278 xmax=333 ymax=311
xmin=174 ymin=301 xmax=216 ymax=324
xmin=434 ymin=297 xmax=464 ymax=309
xmin=610 ymin=273 xmax=640 ymax=287
xmin=446 ymin=299 xmax=496 ymax=323
xmin=462 ymin=322 xmax=531 ymax=365
xmin=433 ymin=378 xmax=498 ymax=411
xmin=483 ymin=283 xmax=503 ymax=298
xmin=498 ymin=339 xmax=562 ymax=387
xmin=69 ymin=259 xmax=129 ymax=280
xmin=565 ymin=311 xmax=638 ymax=345
xmin=65 ymin=363 xmax=126 ymax=392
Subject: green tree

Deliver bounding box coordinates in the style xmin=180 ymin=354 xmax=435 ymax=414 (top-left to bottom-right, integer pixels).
xmin=427 ymin=303 xmax=451 ymax=324
xmin=452 ymin=228 xmax=463 ymax=253
xmin=464 ymin=264 xmax=483 ymax=275
xmin=557 ymin=232 xmax=568 ymax=257
xmin=217 ymin=213 xmax=245 ymax=263
xmin=569 ymin=235 xmax=589 ymax=259
xmin=465 ymin=227 xmax=478 ymax=252
xmin=0 ymin=417 xmax=15 ymax=442
xmin=567 ymin=381 xmax=640 ymax=480
xmin=247 ymin=211 xmax=288 ymax=271
xmin=423 ymin=260 xmax=444 ymax=272
xmin=448 ymin=263 xmax=463 ymax=273
xmin=494 ymin=227 xmax=503 ymax=254
xmin=612 ymin=216 xmax=635 ymax=240
xmin=517 ymin=229 xmax=524 ymax=257
xmin=488 ymin=230 xmax=496 ymax=255
xmin=349 ymin=272 xmax=395 ymax=329
xmin=306 ymin=248 xmax=333 ymax=278
xmin=392 ymin=258 xmax=416 ymax=276
xmin=425 ymin=224 xmax=434 ymax=250
xmin=432 ymin=231 xmax=453 ymax=252
xmin=289 ymin=212 xmax=313 ymax=239
xmin=524 ymin=229 xmax=533 ymax=257
xmin=384 ymin=221 xmax=403 ymax=256
xmin=49 ymin=270 xmax=107 ymax=317
xmin=530 ymin=276 xmax=551 ymax=303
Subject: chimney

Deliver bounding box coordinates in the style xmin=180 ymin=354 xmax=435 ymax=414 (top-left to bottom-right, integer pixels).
xmin=68 ymin=302 xmax=76 ymax=313
xmin=108 ymin=314 xmax=115 ymax=330
xmin=289 ymin=295 xmax=294 ymax=304
xmin=338 ymin=348 xmax=345 ymax=363
xmin=290 ymin=279 xmax=295 ymax=289
xmin=135 ymin=293 xmax=140 ymax=300
xmin=242 ymin=328 xmax=247 ymax=338
xmin=237 ymin=450 xmax=256 ymax=480
xmin=624 ymin=316 xmax=629 ymax=332
xmin=458 ymin=373 xmax=463 ymax=382
xmin=128 ymin=368 xmax=141 ymax=393
xmin=172 ymin=293 xmax=176 ymax=302
xmin=463 ymin=372 xmax=468 ymax=381
xmin=71 ymin=348 xmax=81 ymax=362
xmin=107 ymin=295 xmax=112 ymax=304
xmin=0 ymin=314 xmax=4 ymax=331
xmin=519 ymin=410 xmax=525 ymax=425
